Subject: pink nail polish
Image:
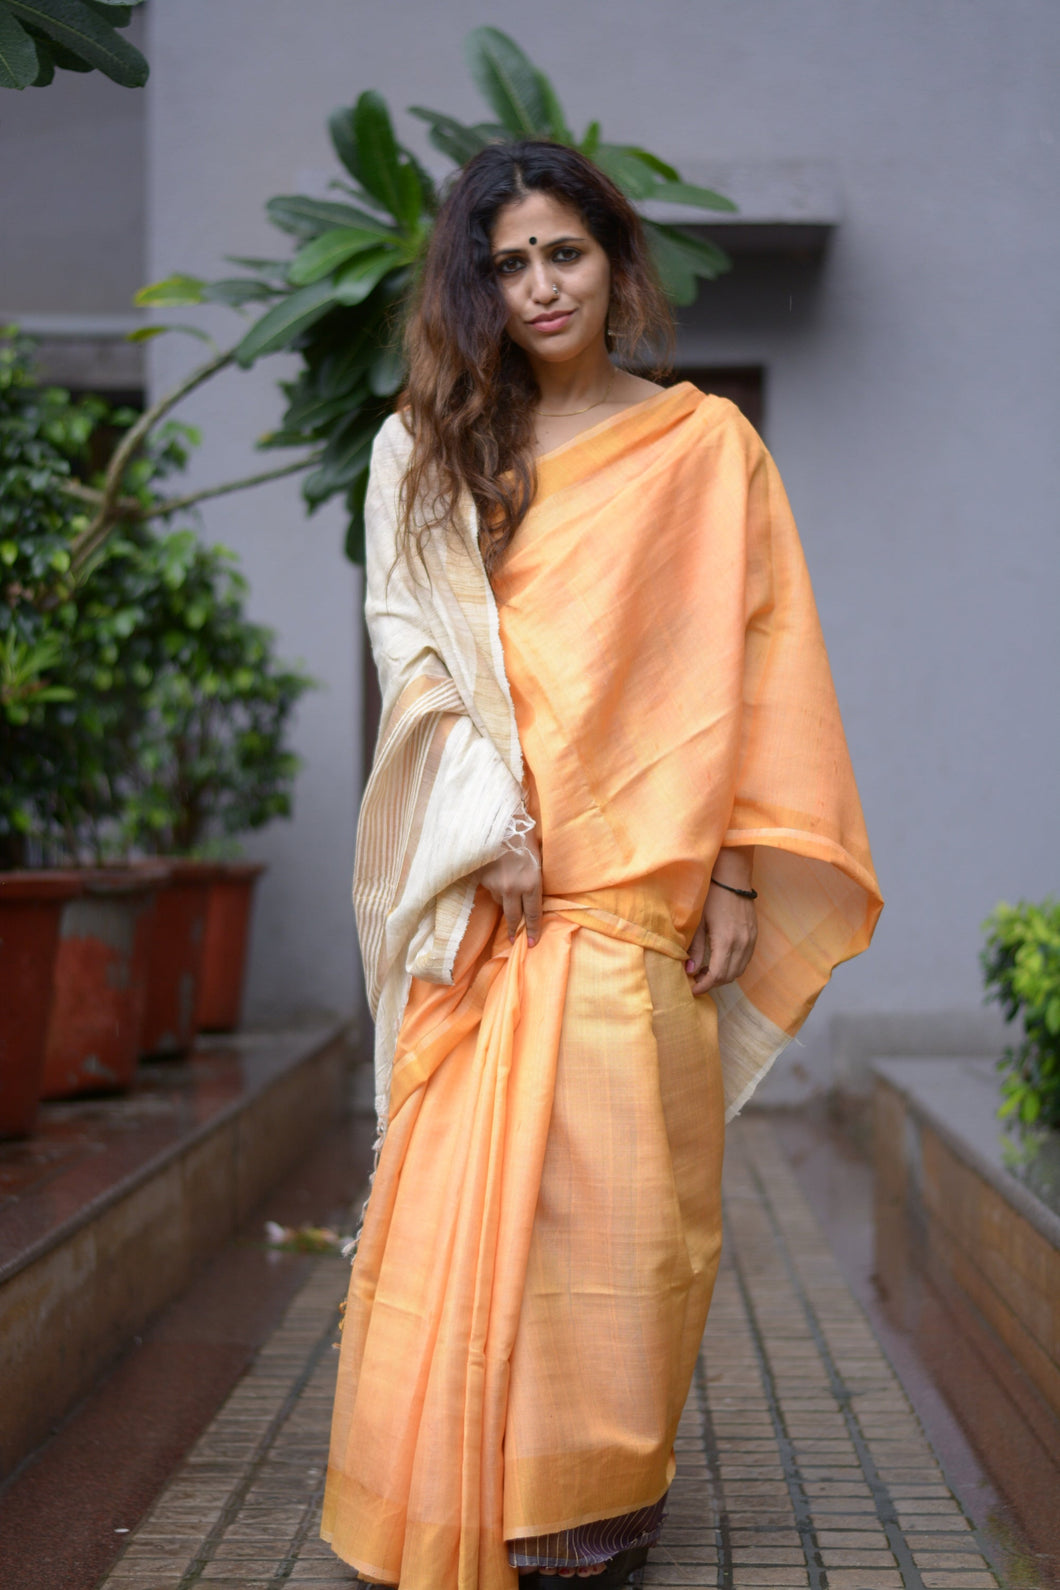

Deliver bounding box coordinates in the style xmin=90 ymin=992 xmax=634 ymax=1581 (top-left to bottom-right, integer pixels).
xmin=685 ymin=959 xmax=694 ymax=973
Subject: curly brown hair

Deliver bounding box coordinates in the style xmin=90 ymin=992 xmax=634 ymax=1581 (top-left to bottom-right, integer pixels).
xmin=396 ymin=140 xmax=674 ymax=572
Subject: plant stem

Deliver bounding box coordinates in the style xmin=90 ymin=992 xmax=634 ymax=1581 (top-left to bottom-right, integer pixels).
xmin=63 ymin=453 xmax=321 ymax=529
xmin=70 ymin=344 xmax=237 ymax=575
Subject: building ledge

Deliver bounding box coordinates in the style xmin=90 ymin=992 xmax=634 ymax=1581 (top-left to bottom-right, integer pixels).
xmin=639 ymin=158 xmax=841 ymax=253
xmin=872 ymin=1054 xmax=1060 ymax=1253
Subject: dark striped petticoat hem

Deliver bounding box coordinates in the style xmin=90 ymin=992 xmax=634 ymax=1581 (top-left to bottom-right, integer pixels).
xmin=506 ymin=1494 xmax=667 ymax=1569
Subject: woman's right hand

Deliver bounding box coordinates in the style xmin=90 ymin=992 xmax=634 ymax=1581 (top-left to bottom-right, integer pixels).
xmin=478 ymin=826 xmax=543 ymax=947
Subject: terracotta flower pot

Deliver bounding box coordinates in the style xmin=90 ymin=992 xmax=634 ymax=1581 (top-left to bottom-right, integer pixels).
xmin=139 ymin=860 xmax=219 ymax=1057
xmin=0 ymin=871 xmax=84 ymax=1137
xmin=196 ymin=862 xmax=266 ymax=1033
xmin=41 ymin=865 xmax=168 ymax=1099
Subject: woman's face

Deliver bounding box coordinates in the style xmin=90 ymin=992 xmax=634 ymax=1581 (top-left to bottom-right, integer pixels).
xmin=490 ymin=191 xmax=611 ymax=366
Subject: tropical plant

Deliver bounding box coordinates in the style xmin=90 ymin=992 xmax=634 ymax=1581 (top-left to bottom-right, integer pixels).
xmin=981 ymin=898 xmax=1060 ymax=1129
xmin=128 ymin=25 xmax=736 ymax=564
xmin=0 ymin=0 xmax=147 ymax=91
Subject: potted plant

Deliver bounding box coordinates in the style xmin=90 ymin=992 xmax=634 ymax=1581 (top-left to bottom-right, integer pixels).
xmin=981 ymin=897 xmax=1060 ymax=1129
xmin=1 ymin=334 xmax=199 ymax=1088
xmin=116 ymin=533 xmax=315 ymax=1045
xmin=0 ymin=334 xmax=109 ymax=1127
xmin=1 ymin=331 xmax=313 ymax=1096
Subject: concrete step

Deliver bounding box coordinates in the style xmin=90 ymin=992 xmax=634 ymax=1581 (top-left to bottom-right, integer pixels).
xmin=0 ymin=1024 xmax=359 ymax=1479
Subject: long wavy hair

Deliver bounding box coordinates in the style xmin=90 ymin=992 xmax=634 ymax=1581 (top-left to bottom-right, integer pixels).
xmin=397 ymin=140 xmax=675 ymax=573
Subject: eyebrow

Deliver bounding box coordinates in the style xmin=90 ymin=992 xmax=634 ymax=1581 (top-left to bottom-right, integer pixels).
xmin=491 ymin=233 xmax=586 ymax=259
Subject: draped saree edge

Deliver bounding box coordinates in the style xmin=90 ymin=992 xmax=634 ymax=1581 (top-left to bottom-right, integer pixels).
xmin=713 ymin=981 xmax=790 ymax=1121
xmin=723 ymin=824 xmax=881 ymax=905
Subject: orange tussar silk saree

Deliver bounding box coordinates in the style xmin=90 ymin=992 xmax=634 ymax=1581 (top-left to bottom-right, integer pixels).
xmin=321 ymin=384 xmax=882 ymax=1589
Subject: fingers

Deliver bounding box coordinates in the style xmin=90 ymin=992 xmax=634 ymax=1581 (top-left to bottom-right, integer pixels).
xmin=697 ymin=934 xmax=741 ymax=992
xmin=502 ymin=888 xmax=524 ymax=943
xmin=693 ymin=927 xmax=756 ymax=992
xmin=687 ymin=901 xmax=757 ymax=995
xmin=522 ymin=875 xmax=543 ymax=947
xmin=479 ymin=849 xmax=543 ymax=948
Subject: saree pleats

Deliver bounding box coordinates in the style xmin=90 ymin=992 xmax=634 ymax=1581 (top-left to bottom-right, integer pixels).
xmin=504 ymin=925 xmax=723 ymax=1537
xmin=322 ymin=890 xmax=723 ymax=1590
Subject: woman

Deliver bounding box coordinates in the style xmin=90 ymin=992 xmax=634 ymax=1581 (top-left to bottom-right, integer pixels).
xmin=321 ymin=141 xmax=881 ymax=1590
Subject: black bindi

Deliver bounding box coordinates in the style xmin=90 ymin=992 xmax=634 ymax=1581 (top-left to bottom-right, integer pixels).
xmin=528 ymin=236 xmax=536 ymax=245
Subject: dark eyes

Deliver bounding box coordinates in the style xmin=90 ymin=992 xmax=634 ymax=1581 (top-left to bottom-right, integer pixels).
xmin=496 ymin=246 xmax=582 ymax=276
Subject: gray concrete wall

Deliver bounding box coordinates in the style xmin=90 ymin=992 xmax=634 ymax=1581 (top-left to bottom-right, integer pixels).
xmin=17 ymin=2 xmax=1060 ymax=1047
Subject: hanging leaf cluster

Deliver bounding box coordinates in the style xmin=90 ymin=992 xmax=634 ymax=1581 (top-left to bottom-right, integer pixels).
xmin=0 ymin=0 xmax=147 ymax=90
xmin=136 ymin=26 xmax=736 ymax=563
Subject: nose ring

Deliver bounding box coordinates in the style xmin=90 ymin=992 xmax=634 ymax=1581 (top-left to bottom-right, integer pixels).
xmin=552 ymin=283 xmax=559 ymax=296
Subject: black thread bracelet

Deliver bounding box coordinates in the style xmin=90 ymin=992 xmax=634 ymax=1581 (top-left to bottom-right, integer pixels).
xmin=709 ymin=876 xmax=758 ymax=900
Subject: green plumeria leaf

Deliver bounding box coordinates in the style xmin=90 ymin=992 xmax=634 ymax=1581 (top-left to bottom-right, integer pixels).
xmin=134 ymin=274 xmax=206 ymax=307
xmin=465 ymin=26 xmax=547 ymax=136
xmin=280 ymin=385 xmax=368 ymax=436
xmin=621 ymin=146 xmax=680 ymax=183
xmin=535 ymin=69 xmax=572 ymax=143
xmin=82 ymin=1 xmax=133 ymax=24
xmin=304 ymin=413 xmax=376 ymax=501
xmin=201 ymin=278 xmax=279 ymax=307
xmin=649 ymin=179 xmax=738 ymax=213
xmin=580 ymin=120 xmax=601 ymax=158
xmin=399 ymin=144 xmax=439 ymax=214
xmin=408 ymin=105 xmax=494 ymax=165
xmin=368 ymin=344 xmax=405 ymax=397
xmin=593 ymin=143 xmax=663 ymax=198
xmin=126 ymin=323 xmax=215 ymax=345
xmin=266 ymin=194 xmax=393 ymax=239
xmin=224 ymin=255 xmax=291 ymax=282
xmin=328 ymin=104 xmax=362 ymax=184
xmin=353 ymin=89 xmax=421 ymax=230
xmin=332 ymin=247 xmax=402 ymax=306
xmin=0 ymin=7 xmax=40 ymax=88
xmin=235 ymin=278 xmax=339 ymax=366
xmin=647 ymin=223 xmax=731 ymax=301
xmin=7 ymin=0 xmax=147 ymax=85
xmin=343 ymin=467 xmax=370 ymax=563
xmin=644 ymin=226 xmax=696 ymax=304
xmin=29 ymin=32 xmax=54 ymax=83
xmin=288 ymin=227 xmax=400 ymax=287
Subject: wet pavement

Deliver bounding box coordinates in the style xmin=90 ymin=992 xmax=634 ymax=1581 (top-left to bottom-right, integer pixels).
xmin=65 ymin=1117 xmax=1007 ymax=1590
xmin=0 ymin=1031 xmax=345 ymax=1280
xmin=0 ymin=1105 xmax=375 ymax=1590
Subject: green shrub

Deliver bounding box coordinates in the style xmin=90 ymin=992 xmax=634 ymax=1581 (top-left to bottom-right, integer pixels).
xmin=0 ymin=330 xmax=315 ymax=866
xmin=981 ymin=898 xmax=1060 ymax=1129
xmin=116 ymin=531 xmax=315 ymax=856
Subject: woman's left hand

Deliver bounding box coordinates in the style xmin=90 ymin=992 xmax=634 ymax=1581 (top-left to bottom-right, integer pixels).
xmin=686 ymin=853 xmax=758 ymax=995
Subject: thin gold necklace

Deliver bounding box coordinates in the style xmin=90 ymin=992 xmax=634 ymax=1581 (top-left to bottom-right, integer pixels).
xmin=536 ymin=369 xmax=616 ymax=418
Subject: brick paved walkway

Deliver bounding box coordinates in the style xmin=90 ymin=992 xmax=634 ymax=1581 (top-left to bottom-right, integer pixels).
xmin=98 ymin=1119 xmax=1002 ymax=1590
